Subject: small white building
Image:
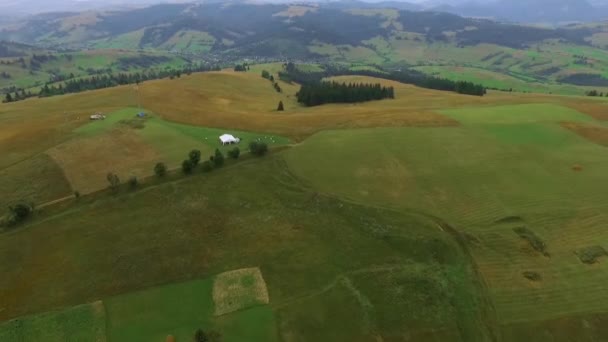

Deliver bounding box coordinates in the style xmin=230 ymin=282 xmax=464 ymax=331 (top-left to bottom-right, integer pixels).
xmin=219 ymin=134 xmax=240 ymax=145
xmin=90 ymin=113 xmax=106 ymax=120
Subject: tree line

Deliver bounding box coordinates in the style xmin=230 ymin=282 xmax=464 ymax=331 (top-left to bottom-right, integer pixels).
xmin=279 ymin=62 xmax=486 ymax=97
xmin=297 ymin=81 xmax=395 ymax=106
xmin=585 ymin=90 xmax=608 ymax=97
xmin=3 ymin=63 xmax=220 ymax=103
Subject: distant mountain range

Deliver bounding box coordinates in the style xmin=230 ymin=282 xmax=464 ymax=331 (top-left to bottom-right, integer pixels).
xmin=2 ymin=0 xmax=607 ymax=24
xmin=429 ymin=0 xmax=607 ymax=24
xmin=1 ymin=1 xmax=608 ymax=90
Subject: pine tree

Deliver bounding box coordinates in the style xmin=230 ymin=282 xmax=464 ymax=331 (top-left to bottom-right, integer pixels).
xmin=277 ymin=101 xmax=284 ymax=111
xmin=4 ymin=92 xmax=12 ymax=103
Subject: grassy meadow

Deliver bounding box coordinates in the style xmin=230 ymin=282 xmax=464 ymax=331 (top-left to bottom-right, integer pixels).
xmin=2 ymin=71 xmax=608 ymax=340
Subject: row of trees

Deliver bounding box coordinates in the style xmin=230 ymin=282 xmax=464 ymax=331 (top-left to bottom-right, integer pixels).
xmin=585 ymin=90 xmax=608 ymax=97
xmin=261 ymin=70 xmax=282 ymax=93
xmin=3 ymin=141 xmax=271 ymax=228
xmin=108 ymin=142 xmax=268 ymax=191
xmin=296 ymin=81 xmax=395 ymax=107
xmin=234 ymin=63 xmax=250 ymax=72
xmin=2 ymin=63 xmax=221 ymax=103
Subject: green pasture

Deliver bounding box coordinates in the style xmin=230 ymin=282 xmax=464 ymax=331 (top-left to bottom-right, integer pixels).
xmin=0 ymin=150 xmax=488 ymax=340
xmin=74 ymin=107 xmax=290 ymax=165
xmin=0 ymin=275 xmax=277 ymax=342
xmin=440 ymin=103 xmax=595 ymax=125
xmin=0 ymin=303 xmax=106 ymax=342
xmin=285 ymin=102 xmax=608 ymax=331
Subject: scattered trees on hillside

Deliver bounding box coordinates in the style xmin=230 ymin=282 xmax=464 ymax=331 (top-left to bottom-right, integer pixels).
xmin=189 ymin=149 xmax=201 ymax=166
xmin=154 ymin=162 xmax=167 ymax=177
xmin=249 ymin=141 xmax=269 ymax=156
xmin=273 ymin=82 xmax=282 ymax=93
xmin=107 ymin=172 xmax=121 ymax=191
xmin=277 ymin=101 xmax=284 ymax=111
xmin=297 ymin=81 xmax=394 ymax=106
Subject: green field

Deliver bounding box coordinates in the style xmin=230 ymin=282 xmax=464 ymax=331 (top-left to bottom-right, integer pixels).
xmin=5 ymin=71 xmax=608 ymax=340
xmin=0 ymin=273 xmax=277 ymax=342
xmin=285 ymin=102 xmax=608 ymax=337
xmin=0 ymin=302 xmax=106 ymax=342
xmin=0 ymin=152 xmax=487 ymax=340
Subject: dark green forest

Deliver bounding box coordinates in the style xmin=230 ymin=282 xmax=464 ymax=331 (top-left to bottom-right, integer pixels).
xmin=297 ymin=81 xmax=395 ymax=106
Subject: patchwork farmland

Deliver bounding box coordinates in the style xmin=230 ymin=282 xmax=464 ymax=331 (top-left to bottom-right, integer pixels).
xmin=2 ymin=66 xmax=608 ymax=341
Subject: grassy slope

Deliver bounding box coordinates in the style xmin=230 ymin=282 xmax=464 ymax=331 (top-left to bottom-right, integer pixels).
xmin=0 ymin=154 xmax=485 ymax=340
xmin=1 ymin=71 xmax=606 ymax=202
xmin=285 ymin=101 xmax=608 ymax=338
xmin=3 ymin=73 xmax=608 ymax=339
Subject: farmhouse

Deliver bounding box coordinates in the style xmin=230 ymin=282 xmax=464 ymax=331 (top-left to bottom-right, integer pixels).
xmin=219 ymin=134 xmax=240 ymax=145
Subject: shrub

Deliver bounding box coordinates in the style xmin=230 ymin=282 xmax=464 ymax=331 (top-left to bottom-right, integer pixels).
xmin=128 ymin=175 xmax=138 ymax=189
xmin=74 ymin=191 xmax=80 ymax=198
xmin=4 ymin=202 xmax=34 ymax=227
xmin=154 ymin=162 xmax=167 ymax=177
xmin=194 ymin=329 xmax=208 ymax=342
xmin=213 ymin=149 xmax=224 ymax=167
xmin=522 ymin=271 xmax=542 ymax=281
xmin=277 ymin=101 xmax=284 ymax=111
xmin=513 ymin=227 xmax=548 ymax=256
xmin=249 ymin=141 xmax=269 ymax=156
xmin=194 ymin=329 xmax=221 ymax=342
xmin=189 ymin=149 xmax=201 ymax=166
xmin=576 ymin=245 xmax=608 ymax=264
xmin=201 ymin=160 xmax=213 ymax=172
xmin=182 ymin=159 xmax=194 ymax=174
xmin=106 ymin=172 xmax=120 ymax=191
xmin=228 ymin=147 xmax=240 ymax=159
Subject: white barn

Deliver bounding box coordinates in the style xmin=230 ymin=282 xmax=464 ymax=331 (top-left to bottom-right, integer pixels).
xmin=219 ymin=134 xmax=240 ymax=145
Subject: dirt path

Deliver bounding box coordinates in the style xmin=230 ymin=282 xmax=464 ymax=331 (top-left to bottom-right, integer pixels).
xmin=37 ymin=195 xmax=75 ymax=209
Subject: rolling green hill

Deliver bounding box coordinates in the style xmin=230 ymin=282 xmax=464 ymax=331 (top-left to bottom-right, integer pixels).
xmin=2 ymin=70 xmax=608 ymax=341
